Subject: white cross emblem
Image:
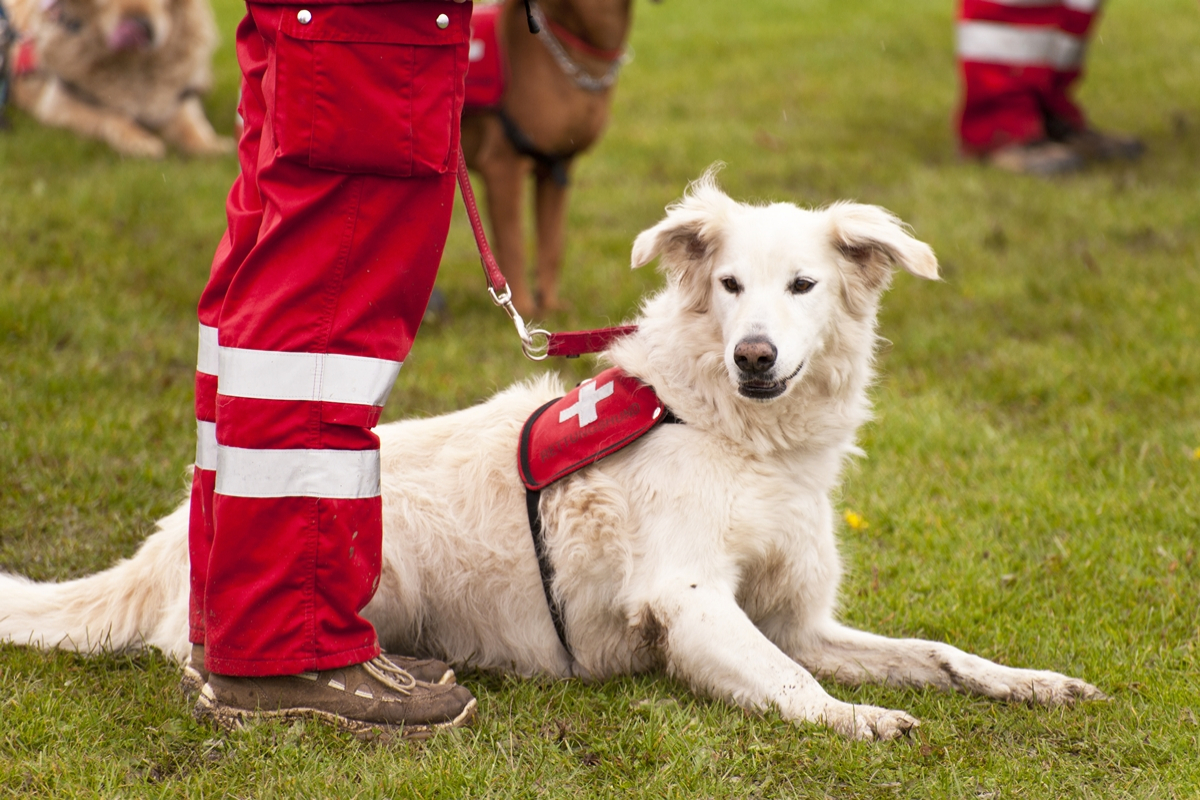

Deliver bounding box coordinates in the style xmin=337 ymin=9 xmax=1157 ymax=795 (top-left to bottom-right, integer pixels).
xmin=558 ymin=379 xmax=615 ymax=428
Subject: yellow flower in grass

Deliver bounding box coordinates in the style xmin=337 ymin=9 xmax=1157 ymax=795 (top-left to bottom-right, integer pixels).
xmin=1192 ymin=446 xmax=1200 ymax=461
xmin=843 ymin=510 xmax=869 ymax=531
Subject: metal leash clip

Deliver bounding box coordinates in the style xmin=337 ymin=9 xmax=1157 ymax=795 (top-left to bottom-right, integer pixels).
xmin=489 ymin=285 xmax=550 ymax=361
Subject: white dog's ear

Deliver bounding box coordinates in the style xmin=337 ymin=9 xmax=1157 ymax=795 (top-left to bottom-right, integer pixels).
xmin=631 ymin=167 xmax=737 ymax=312
xmin=826 ymin=202 xmax=939 ymax=315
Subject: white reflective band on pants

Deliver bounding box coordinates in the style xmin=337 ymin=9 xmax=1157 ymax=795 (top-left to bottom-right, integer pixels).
xmin=214 ymin=445 xmax=381 ymax=499
xmin=956 ymin=21 xmax=1086 ymax=70
xmin=217 ymin=346 xmax=402 ymax=407
xmin=198 ymin=324 xmax=219 ymax=376
xmin=196 ymin=420 xmax=218 ymax=471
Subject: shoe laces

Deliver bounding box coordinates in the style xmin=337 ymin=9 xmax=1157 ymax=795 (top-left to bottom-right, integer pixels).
xmin=362 ymin=655 xmax=418 ymax=695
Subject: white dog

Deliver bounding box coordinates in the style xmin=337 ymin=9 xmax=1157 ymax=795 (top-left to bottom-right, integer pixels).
xmin=0 ymin=173 xmax=1103 ymax=740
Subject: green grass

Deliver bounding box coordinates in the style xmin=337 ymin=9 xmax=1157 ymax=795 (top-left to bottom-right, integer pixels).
xmin=2 ymin=0 xmax=1199 ymax=796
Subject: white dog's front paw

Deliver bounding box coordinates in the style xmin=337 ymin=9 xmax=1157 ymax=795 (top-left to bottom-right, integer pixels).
xmin=817 ymin=702 xmax=919 ymax=741
xmin=994 ymin=670 xmax=1107 ymax=706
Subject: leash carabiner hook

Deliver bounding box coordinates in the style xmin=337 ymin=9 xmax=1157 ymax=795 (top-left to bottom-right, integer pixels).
xmin=489 ymin=286 xmax=550 ymax=361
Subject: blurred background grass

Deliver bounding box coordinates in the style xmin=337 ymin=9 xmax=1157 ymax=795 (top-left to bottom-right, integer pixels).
xmin=2 ymin=0 xmax=1199 ymax=796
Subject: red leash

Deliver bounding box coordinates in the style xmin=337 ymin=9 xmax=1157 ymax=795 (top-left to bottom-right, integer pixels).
xmin=454 ymin=147 xmax=637 ymax=360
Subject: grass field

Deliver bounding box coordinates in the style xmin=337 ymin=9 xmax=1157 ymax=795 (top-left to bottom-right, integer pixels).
xmin=2 ymin=0 xmax=1200 ymax=796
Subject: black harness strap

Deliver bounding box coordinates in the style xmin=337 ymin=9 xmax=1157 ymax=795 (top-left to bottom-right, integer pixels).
xmin=497 ymin=108 xmax=574 ymax=188
xmin=518 ymin=398 xmax=574 ymax=660
xmin=525 ymin=485 xmax=572 ymax=660
xmin=522 ymin=405 xmax=683 ymax=663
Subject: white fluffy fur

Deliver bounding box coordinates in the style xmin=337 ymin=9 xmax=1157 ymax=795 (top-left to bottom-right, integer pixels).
xmin=0 ymin=173 xmax=1102 ymax=740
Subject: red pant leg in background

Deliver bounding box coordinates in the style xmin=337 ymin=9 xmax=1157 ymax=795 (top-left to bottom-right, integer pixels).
xmin=955 ymin=0 xmax=1103 ymax=154
xmin=188 ymin=1 xmax=469 ymax=677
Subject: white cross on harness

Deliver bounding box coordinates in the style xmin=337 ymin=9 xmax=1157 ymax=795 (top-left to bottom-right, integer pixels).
xmin=558 ymin=379 xmax=615 ymax=428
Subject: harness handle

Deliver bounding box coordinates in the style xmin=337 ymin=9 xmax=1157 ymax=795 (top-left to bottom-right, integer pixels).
xmin=455 ymin=147 xmax=637 ymax=360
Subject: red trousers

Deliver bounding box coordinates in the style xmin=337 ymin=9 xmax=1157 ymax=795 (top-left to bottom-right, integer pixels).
xmin=189 ymin=0 xmax=470 ymax=676
xmin=956 ymin=0 xmax=1103 ymax=153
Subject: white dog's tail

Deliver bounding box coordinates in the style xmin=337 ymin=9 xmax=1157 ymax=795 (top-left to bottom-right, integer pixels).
xmin=0 ymin=502 xmax=192 ymax=662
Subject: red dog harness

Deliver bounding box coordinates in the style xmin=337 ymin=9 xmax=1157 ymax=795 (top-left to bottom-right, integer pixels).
xmin=12 ymin=39 xmax=36 ymax=75
xmin=519 ymin=367 xmax=672 ymax=491
xmin=518 ymin=367 xmax=681 ymax=660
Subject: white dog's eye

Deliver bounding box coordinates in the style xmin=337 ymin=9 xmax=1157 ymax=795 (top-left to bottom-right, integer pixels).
xmin=719 ymin=276 xmax=742 ymax=295
xmin=789 ymin=277 xmax=817 ymax=295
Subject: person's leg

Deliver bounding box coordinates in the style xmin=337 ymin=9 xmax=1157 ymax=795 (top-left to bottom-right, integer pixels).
xmin=192 ymin=1 xmax=476 ymax=735
xmin=183 ymin=10 xmax=459 ymax=693
xmin=1044 ymin=0 xmax=1144 ymax=160
xmin=197 ymin=157 xmax=477 ymax=732
xmin=1042 ymin=0 xmax=1099 ymax=133
xmin=204 ymin=169 xmax=452 ymax=676
xmin=955 ymin=0 xmax=1083 ymax=173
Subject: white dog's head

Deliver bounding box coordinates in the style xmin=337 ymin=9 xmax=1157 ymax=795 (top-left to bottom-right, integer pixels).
xmin=631 ymin=169 xmax=938 ymax=403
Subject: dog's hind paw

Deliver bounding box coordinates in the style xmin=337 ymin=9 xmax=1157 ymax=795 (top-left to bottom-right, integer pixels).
xmin=1031 ymin=675 xmax=1107 ymax=706
xmin=994 ymin=670 xmax=1107 ymax=706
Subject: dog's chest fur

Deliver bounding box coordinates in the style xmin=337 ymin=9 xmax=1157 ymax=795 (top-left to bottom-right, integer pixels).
xmin=537 ymin=419 xmax=847 ymax=677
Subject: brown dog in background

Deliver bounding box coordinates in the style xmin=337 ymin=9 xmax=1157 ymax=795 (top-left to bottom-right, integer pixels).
xmin=7 ymin=0 xmax=232 ymax=157
xmin=461 ymin=0 xmax=647 ymax=317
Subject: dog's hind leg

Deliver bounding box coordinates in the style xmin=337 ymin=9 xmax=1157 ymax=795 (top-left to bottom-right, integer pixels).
xmin=641 ymin=583 xmax=918 ymax=741
xmin=792 ymin=621 xmax=1105 ymax=706
xmin=18 ymin=77 xmax=167 ymax=158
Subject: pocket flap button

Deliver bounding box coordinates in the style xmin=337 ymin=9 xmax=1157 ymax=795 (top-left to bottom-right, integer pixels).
xmin=297 ymin=9 xmax=312 ymax=24
xmin=436 ymin=13 xmax=449 ymax=29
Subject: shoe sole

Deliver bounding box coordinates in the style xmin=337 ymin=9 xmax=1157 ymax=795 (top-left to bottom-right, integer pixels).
xmin=193 ymin=684 xmax=477 ymax=741
xmin=182 ymin=665 xmax=453 ymax=696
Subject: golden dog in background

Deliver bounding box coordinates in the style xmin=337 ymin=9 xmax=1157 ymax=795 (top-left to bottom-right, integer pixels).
xmin=8 ymin=0 xmax=232 ymax=157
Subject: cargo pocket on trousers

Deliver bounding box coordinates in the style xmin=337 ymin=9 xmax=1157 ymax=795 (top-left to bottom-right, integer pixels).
xmin=273 ymin=1 xmax=468 ymax=177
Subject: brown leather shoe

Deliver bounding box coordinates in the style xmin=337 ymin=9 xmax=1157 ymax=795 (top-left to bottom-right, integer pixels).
xmin=194 ymin=655 xmax=476 ymax=740
xmin=986 ymin=140 xmax=1084 ymax=175
xmin=181 ymin=644 xmax=456 ymax=697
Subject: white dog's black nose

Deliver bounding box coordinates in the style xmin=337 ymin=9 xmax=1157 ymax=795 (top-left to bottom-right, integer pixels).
xmin=734 ymin=337 xmax=777 ymax=375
